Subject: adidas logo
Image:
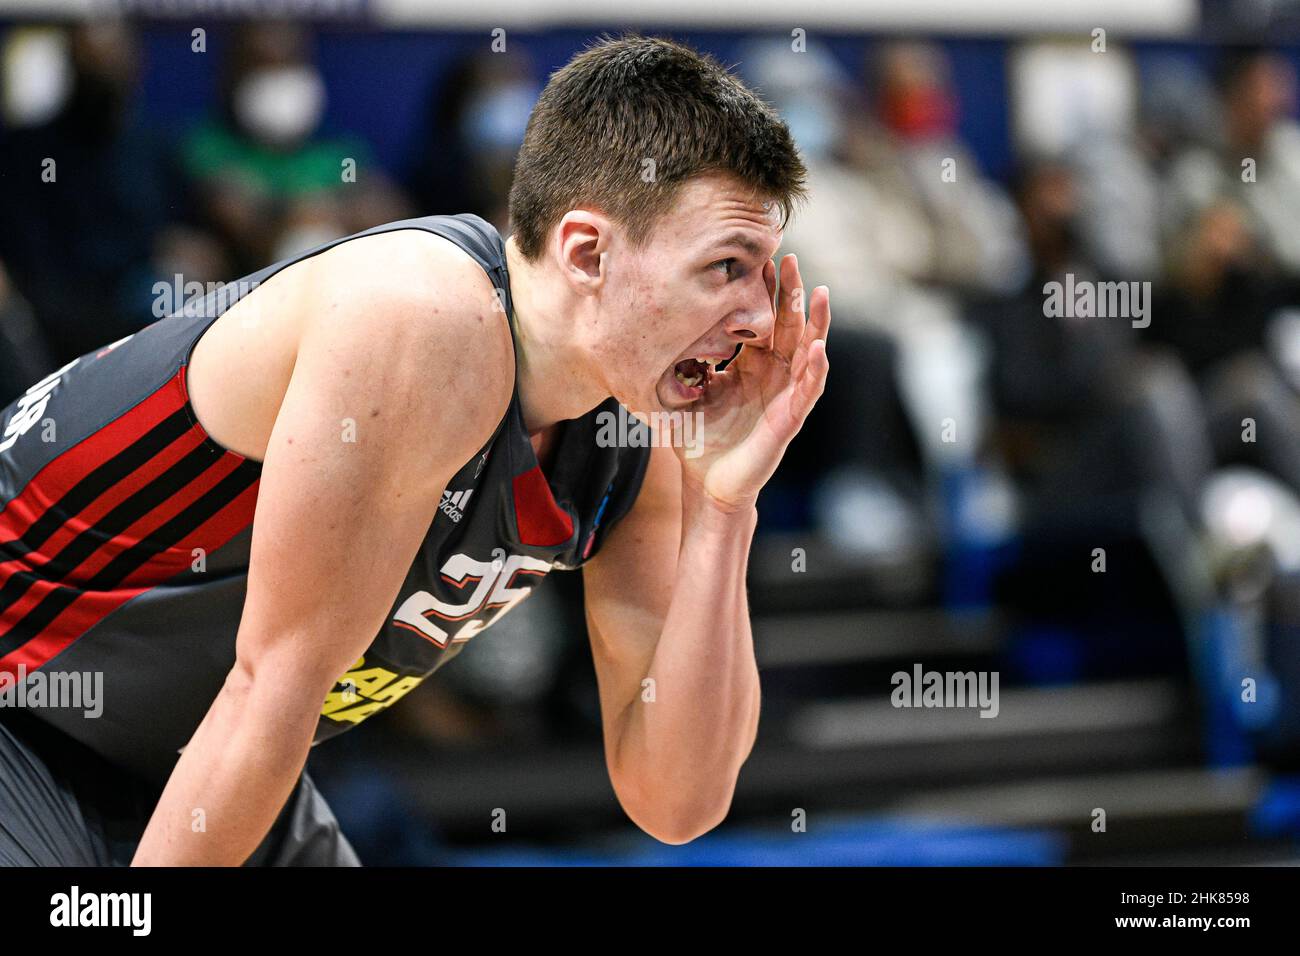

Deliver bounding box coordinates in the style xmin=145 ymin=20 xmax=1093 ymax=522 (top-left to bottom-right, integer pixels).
xmin=439 ymin=488 xmax=474 ymax=523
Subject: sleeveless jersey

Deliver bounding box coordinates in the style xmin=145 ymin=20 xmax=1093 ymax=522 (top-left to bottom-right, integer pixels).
xmin=0 ymin=214 xmax=651 ymax=783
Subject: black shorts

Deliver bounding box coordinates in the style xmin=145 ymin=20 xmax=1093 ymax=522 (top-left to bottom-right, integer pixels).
xmin=0 ymin=708 xmax=359 ymax=866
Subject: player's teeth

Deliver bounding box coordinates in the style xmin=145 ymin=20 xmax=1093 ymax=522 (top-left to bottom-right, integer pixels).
xmin=676 ymin=369 xmax=703 ymax=387
xmin=701 ymin=357 xmax=719 ymax=366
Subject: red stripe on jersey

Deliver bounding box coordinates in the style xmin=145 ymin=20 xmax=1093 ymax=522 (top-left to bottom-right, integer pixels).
xmin=120 ymin=460 xmax=259 ymax=588
xmin=0 ymin=575 xmax=72 ymax=640
xmin=0 ymin=584 xmax=150 ymax=674
xmin=0 ymin=367 xmax=261 ymax=678
xmin=78 ymin=451 xmax=251 ymax=586
xmin=0 ymin=468 xmax=259 ymax=678
xmin=512 ymin=465 xmax=573 ymax=547
xmin=0 ymin=377 xmax=187 ymax=543
xmin=0 ymin=427 xmax=208 ymax=589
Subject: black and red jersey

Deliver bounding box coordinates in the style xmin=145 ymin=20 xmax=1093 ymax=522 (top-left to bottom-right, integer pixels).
xmin=0 ymin=214 xmax=650 ymax=783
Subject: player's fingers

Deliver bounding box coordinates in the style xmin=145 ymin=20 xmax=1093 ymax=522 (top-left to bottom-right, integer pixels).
xmin=755 ymin=258 xmax=778 ymax=352
xmin=804 ymin=284 xmax=830 ymax=345
xmin=791 ymin=286 xmax=829 ymax=383
xmin=792 ymin=338 xmax=829 ymax=423
xmin=772 ymin=254 xmax=804 ymax=361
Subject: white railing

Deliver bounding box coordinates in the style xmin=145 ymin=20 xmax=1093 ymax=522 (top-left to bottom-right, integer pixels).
xmin=0 ymin=0 xmax=1200 ymax=39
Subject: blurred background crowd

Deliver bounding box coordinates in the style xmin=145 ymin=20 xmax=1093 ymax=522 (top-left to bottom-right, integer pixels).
xmin=5 ymin=2 xmax=1300 ymax=865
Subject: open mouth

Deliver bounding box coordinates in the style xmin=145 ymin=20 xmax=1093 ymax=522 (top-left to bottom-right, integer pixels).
xmin=666 ymin=347 xmax=740 ymax=403
xmin=673 ymin=356 xmax=718 ymax=390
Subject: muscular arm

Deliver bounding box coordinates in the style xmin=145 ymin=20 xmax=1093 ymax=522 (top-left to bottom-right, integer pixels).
xmin=581 ymin=255 xmax=830 ymax=846
xmin=582 ymin=442 xmax=761 ymax=845
xmin=132 ymin=233 xmax=512 ymax=865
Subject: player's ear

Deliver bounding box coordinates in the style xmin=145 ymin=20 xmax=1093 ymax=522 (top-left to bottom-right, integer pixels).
xmin=554 ymin=209 xmax=611 ymax=295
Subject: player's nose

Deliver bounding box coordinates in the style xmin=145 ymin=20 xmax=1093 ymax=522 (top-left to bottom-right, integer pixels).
xmin=722 ymin=272 xmax=776 ymax=343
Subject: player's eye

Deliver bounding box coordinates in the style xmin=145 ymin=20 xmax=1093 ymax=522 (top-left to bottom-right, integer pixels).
xmin=710 ymin=258 xmax=740 ymax=279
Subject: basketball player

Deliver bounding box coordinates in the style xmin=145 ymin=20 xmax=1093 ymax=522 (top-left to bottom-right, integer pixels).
xmin=0 ymin=34 xmax=829 ymax=865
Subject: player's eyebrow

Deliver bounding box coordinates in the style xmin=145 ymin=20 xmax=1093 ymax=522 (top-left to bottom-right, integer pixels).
xmin=708 ymin=232 xmax=766 ymax=259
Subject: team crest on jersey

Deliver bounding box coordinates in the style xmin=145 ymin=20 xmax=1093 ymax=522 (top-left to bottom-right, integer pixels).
xmin=439 ymin=488 xmax=474 ymax=522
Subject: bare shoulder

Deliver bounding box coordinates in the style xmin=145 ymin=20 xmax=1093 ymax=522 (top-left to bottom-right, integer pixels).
xmin=300 ymin=228 xmax=514 ymax=377
xmin=189 ymin=228 xmax=516 ymax=464
xmin=307 ymin=228 xmax=505 ymax=316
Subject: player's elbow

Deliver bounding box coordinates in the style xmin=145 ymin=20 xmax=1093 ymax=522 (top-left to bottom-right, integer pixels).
xmin=221 ymin=646 xmax=335 ymax=736
xmin=614 ymin=774 xmax=733 ymax=845
xmin=639 ymin=802 xmax=731 ymax=846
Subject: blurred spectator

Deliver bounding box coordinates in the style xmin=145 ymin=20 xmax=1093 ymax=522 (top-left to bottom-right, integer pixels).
xmin=181 ymin=21 xmax=410 ymax=273
xmin=852 ymin=39 xmax=1028 ymax=296
xmin=0 ymin=258 xmax=57 ymax=402
xmin=737 ymin=37 xmax=898 ymax=324
xmin=1072 ymin=54 xmax=1220 ymax=282
xmin=405 ymin=50 xmax=539 ymax=230
xmin=0 ymin=20 xmax=189 ymax=362
xmin=1152 ymin=199 xmax=1300 ymax=494
xmin=734 ymin=38 xmax=928 ymax=553
xmin=1155 ymin=199 xmax=1281 ymax=375
xmin=973 ymin=157 xmax=1214 ymax=539
xmin=1165 ymin=47 xmax=1300 ymax=277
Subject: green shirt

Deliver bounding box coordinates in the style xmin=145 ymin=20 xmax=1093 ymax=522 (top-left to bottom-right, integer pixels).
xmin=182 ymin=120 xmax=373 ymax=199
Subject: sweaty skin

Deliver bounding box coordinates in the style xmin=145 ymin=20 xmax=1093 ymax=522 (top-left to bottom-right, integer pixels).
xmin=133 ymin=171 xmax=830 ymax=863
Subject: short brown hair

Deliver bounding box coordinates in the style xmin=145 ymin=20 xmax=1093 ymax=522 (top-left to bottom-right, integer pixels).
xmin=507 ymin=33 xmax=809 ymax=262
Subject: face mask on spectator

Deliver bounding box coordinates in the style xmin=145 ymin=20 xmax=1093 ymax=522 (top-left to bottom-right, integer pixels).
xmin=459 ymin=82 xmax=537 ymax=155
xmin=881 ymin=86 xmax=956 ymax=141
xmin=233 ymin=65 xmax=326 ymax=148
